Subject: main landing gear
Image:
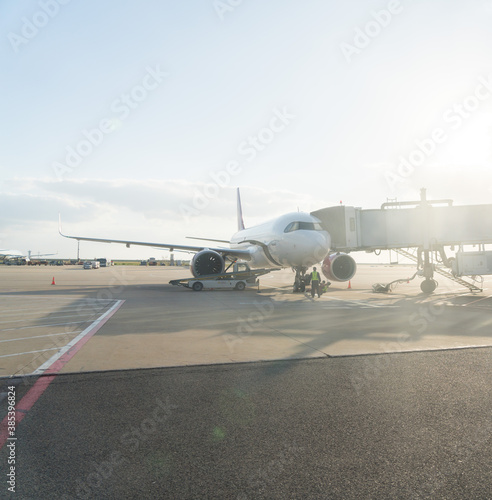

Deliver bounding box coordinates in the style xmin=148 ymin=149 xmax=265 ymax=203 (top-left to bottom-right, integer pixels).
xmin=293 ymin=266 xmax=308 ymax=293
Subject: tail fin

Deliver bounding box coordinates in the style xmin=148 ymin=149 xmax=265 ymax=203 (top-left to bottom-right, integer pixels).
xmin=237 ymin=188 xmax=245 ymax=231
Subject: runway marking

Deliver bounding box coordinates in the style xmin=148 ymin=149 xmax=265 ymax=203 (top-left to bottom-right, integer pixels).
xmin=0 ymin=306 xmax=106 ymax=317
xmin=0 ymin=348 xmax=59 ymax=358
xmin=0 ymin=320 xmax=92 ymax=332
xmin=32 ymin=299 xmax=125 ymax=375
xmin=239 ymin=300 xmax=396 ymax=310
xmin=0 ymin=331 xmax=82 ymax=343
xmin=0 ymin=300 xmax=125 ymax=450
xmin=323 ymin=296 xmax=383 ymax=308
xmin=0 ymin=312 xmax=102 ymax=325
xmin=0 ymin=307 xmax=78 ymax=315
xmin=461 ymin=296 xmax=492 ymax=306
xmin=0 ymin=295 xmax=114 ymax=301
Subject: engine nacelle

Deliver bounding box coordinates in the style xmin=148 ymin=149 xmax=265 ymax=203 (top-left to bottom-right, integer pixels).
xmin=322 ymin=253 xmax=357 ymax=282
xmin=191 ymin=249 xmax=225 ymax=277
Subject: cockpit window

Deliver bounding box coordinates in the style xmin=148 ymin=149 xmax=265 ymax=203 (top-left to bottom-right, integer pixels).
xmin=284 ymin=221 xmax=324 ymax=232
xmin=284 ymin=222 xmax=298 ymax=232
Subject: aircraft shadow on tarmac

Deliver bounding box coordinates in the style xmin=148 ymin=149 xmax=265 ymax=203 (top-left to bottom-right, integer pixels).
xmin=1 ymin=281 xmax=491 ymax=381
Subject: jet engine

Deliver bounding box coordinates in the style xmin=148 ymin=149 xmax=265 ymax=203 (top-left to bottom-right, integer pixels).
xmin=322 ymin=253 xmax=357 ymax=282
xmin=191 ymin=249 xmax=225 ymax=277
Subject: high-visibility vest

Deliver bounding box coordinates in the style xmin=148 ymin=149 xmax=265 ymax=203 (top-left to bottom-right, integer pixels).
xmin=311 ymin=271 xmax=320 ymax=281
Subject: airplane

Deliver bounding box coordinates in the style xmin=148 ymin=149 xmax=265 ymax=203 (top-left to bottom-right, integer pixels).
xmin=0 ymin=250 xmax=57 ymax=262
xmin=0 ymin=249 xmax=25 ymax=259
xmin=59 ymin=189 xmax=357 ymax=292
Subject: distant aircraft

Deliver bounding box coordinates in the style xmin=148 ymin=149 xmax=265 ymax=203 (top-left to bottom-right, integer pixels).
xmin=59 ymin=189 xmax=357 ymax=291
xmin=0 ymin=249 xmax=24 ymax=260
xmin=0 ymin=250 xmax=57 ymax=262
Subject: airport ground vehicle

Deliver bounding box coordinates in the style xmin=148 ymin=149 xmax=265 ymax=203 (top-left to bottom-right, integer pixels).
xmin=170 ymin=263 xmax=273 ymax=291
xmin=83 ymin=261 xmax=100 ymax=269
xmin=184 ymin=278 xmax=252 ymax=291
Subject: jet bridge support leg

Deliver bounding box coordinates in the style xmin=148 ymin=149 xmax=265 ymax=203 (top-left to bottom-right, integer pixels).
xmin=420 ymin=249 xmax=437 ymax=294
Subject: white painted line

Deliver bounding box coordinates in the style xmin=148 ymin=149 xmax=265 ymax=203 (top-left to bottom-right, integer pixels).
xmin=0 ymin=307 xmax=77 ymax=314
xmin=0 ymin=312 xmax=102 ymax=325
xmin=323 ymin=296 xmax=383 ymax=308
xmin=0 ymin=297 xmax=77 ymax=301
xmin=32 ymin=300 xmax=124 ymax=375
xmin=323 ymin=306 xmax=353 ymax=309
xmin=462 ymin=296 xmax=492 ymax=306
xmin=0 ymin=348 xmax=59 ymax=358
xmin=0 ymin=304 xmax=109 ymax=314
xmin=321 ymin=304 xmax=397 ymax=309
xmin=0 ymin=321 xmax=91 ymax=332
xmin=0 ymin=295 xmax=114 ymax=301
xmin=0 ymin=306 xmax=106 ymax=317
xmin=0 ymin=331 xmax=82 ymax=343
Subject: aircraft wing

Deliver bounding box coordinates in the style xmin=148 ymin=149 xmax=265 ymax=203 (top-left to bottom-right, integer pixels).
xmin=58 ymin=219 xmax=252 ymax=260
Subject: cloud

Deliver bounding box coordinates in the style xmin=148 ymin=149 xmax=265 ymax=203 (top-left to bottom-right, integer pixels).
xmin=0 ymin=191 xmax=98 ymax=228
xmin=2 ymin=178 xmax=328 ymax=226
xmin=0 ymin=177 xmax=335 ymax=258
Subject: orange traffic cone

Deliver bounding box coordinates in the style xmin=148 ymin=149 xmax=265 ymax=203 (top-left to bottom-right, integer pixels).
xmin=51 ymin=277 xmax=55 ymax=285
xmin=347 ymin=280 xmax=351 ymax=289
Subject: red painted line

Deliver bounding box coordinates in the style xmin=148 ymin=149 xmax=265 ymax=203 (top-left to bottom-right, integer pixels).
xmin=0 ymin=300 xmax=124 ymax=449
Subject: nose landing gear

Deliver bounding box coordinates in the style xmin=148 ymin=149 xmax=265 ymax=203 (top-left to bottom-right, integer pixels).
xmin=293 ymin=266 xmax=308 ymax=293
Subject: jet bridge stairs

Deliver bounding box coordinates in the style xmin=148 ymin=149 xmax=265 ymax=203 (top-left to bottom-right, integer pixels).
xmin=393 ymin=248 xmax=483 ymax=293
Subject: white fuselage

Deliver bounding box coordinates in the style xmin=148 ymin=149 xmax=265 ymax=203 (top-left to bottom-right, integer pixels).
xmin=0 ymin=250 xmax=25 ymax=260
xmin=229 ymin=212 xmax=331 ymax=269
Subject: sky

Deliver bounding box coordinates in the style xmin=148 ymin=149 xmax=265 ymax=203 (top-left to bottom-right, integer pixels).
xmin=2 ymin=0 xmax=492 ymax=261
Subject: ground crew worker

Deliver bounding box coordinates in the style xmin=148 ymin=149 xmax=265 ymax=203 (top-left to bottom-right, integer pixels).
xmin=311 ymin=266 xmax=321 ymax=298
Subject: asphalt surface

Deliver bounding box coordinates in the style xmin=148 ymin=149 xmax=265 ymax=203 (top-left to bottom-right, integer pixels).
xmin=1 ymin=351 xmax=492 ymax=499
xmin=2 ymin=265 xmax=492 ymax=376
xmin=1 ymin=265 xmax=491 ymax=498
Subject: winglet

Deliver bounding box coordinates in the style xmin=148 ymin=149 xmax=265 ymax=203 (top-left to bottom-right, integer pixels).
xmin=58 ymin=214 xmax=70 ymax=238
xmin=237 ymin=188 xmax=245 ymax=231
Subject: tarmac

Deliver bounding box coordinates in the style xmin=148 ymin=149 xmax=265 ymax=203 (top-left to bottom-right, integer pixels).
xmin=0 ymin=264 xmax=491 ymax=498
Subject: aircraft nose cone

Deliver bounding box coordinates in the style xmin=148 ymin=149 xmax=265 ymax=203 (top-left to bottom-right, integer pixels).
xmin=308 ymin=231 xmax=330 ymax=262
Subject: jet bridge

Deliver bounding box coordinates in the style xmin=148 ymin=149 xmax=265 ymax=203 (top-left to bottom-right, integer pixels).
xmin=311 ymin=189 xmax=492 ymax=293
